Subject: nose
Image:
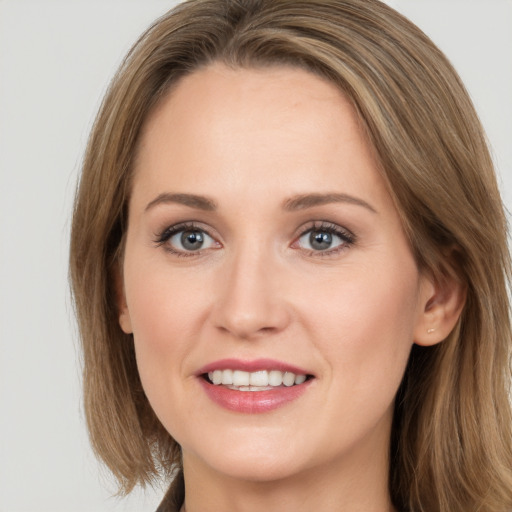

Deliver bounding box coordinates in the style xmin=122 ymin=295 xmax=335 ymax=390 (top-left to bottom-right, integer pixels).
xmin=211 ymin=246 xmax=292 ymax=340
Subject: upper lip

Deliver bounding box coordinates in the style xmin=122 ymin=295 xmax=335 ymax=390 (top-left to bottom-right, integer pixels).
xmin=196 ymin=358 xmax=313 ymax=376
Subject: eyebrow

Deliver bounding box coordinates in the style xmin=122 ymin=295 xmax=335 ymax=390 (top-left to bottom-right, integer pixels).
xmin=282 ymin=193 xmax=377 ymax=214
xmin=145 ymin=192 xmax=217 ymax=212
xmin=144 ymin=191 xmax=377 ymax=214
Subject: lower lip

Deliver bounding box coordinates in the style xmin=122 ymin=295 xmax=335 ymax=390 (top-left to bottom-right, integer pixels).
xmin=198 ymin=378 xmax=312 ymax=413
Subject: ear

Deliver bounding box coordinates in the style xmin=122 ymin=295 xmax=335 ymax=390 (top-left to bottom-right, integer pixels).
xmin=414 ymin=269 xmax=466 ymax=347
xmin=114 ymin=265 xmax=133 ymax=334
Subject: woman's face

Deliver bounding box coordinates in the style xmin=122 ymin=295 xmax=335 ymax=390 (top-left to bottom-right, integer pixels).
xmin=120 ymin=64 xmax=434 ymax=483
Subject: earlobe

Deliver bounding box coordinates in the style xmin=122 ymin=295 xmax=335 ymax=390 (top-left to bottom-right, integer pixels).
xmin=119 ymin=307 xmax=133 ymax=334
xmin=114 ymin=267 xmax=133 ymax=334
xmin=414 ymin=270 xmax=466 ymax=347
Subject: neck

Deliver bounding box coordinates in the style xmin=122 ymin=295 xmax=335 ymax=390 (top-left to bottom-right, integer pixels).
xmin=180 ymin=429 xmax=395 ymax=512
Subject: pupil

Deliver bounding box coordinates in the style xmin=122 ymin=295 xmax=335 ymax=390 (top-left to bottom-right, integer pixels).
xmin=310 ymin=231 xmax=332 ymax=250
xmin=181 ymin=230 xmax=204 ymax=250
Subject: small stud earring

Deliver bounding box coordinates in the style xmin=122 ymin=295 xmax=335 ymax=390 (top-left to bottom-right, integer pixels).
xmin=427 ymin=328 xmax=436 ymax=334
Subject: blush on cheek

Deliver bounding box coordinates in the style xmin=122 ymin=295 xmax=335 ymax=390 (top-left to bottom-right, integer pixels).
xmin=310 ymin=268 xmax=417 ymax=390
xmin=132 ymin=331 xmax=180 ymax=429
xmin=128 ymin=276 xmax=182 ymax=349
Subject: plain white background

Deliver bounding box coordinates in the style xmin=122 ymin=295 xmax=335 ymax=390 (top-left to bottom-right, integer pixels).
xmin=0 ymin=1 xmax=510 ymax=511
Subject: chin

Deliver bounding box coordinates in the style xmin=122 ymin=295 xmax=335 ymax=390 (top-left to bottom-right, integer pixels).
xmin=182 ymin=430 xmax=313 ymax=483
xmin=207 ymin=453 xmax=307 ymax=484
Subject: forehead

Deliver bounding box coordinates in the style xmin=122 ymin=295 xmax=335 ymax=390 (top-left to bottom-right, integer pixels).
xmin=131 ymin=63 xmax=390 ymax=215
xmin=137 ymin=64 xmax=360 ymax=153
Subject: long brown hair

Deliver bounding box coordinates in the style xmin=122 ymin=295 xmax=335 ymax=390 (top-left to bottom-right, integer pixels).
xmin=69 ymin=1 xmax=512 ymax=509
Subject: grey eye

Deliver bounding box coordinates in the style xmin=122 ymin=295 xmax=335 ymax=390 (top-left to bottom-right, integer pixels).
xmin=310 ymin=231 xmax=333 ymax=250
xmin=170 ymin=229 xmax=215 ymax=252
xmin=298 ymin=229 xmax=345 ymax=251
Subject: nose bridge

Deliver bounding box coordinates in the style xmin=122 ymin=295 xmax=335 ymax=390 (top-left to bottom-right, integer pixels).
xmin=212 ymin=239 xmax=290 ymax=339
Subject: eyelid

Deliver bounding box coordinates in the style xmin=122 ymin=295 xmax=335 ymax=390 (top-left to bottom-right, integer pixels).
xmin=153 ymin=221 xmax=222 ymax=256
xmin=291 ymin=221 xmax=356 ymax=256
xmin=153 ymin=220 xmax=356 ymax=258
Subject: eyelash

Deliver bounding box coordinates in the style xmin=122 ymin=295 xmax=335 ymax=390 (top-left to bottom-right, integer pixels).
xmin=153 ymin=221 xmax=356 ymax=258
xmin=153 ymin=222 xmax=217 ymax=258
xmin=295 ymin=221 xmax=356 ymax=257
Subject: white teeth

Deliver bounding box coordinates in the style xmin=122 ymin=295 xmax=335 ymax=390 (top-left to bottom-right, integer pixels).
xmin=282 ymin=372 xmax=296 ymax=387
xmin=207 ymin=369 xmax=308 ymax=388
xmin=268 ymin=370 xmax=283 ymax=386
xmin=232 ymin=370 xmax=250 ymax=387
xmin=294 ymin=374 xmax=307 ymax=385
xmin=230 ymin=385 xmax=274 ymax=392
xmin=221 ymin=369 xmax=233 ymax=385
xmin=249 ymin=370 xmax=269 ymax=386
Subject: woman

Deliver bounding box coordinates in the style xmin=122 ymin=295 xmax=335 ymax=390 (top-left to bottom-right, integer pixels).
xmin=69 ymin=0 xmax=512 ymax=510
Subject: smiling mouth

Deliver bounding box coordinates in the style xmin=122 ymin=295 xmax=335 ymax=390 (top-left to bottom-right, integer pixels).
xmin=203 ymin=369 xmax=314 ymax=391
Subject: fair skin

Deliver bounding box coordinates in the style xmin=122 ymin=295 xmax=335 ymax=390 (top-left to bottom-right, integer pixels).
xmin=119 ymin=64 xmax=462 ymax=512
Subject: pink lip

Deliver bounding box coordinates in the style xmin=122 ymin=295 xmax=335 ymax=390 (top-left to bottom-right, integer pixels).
xmin=196 ymin=358 xmax=311 ymax=375
xmin=196 ymin=358 xmax=314 ymax=414
xmin=198 ymin=378 xmax=312 ymax=413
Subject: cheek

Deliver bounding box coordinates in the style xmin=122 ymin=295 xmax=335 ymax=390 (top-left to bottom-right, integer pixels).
xmin=126 ymin=258 xmax=208 ymax=346
xmin=123 ymin=257 xmax=211 ymax=410
xmin=305 ymin=260 xmax=420 ymax=398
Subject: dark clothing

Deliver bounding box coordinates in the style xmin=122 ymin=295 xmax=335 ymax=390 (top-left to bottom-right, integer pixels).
xmin=155 ymin=471 xmax=185 ymax=512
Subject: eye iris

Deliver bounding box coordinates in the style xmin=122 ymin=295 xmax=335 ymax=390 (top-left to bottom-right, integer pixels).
xmin=310 ymin=231 xmax=332 ymax=250
xmin=181 ymin=230 xmax=204 ymax=250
